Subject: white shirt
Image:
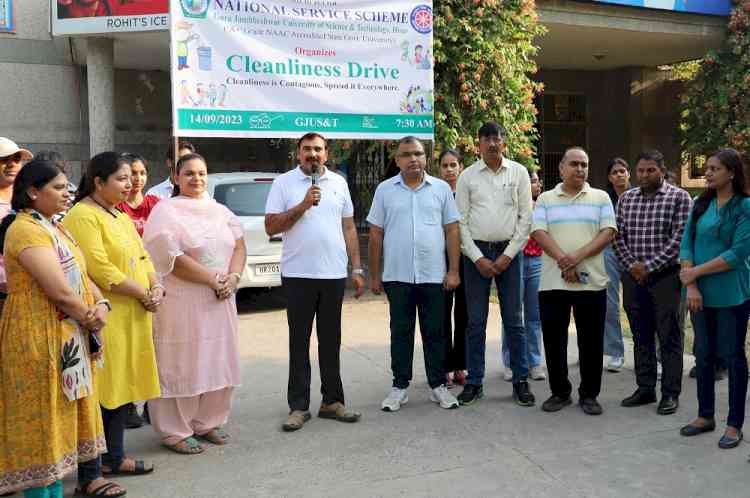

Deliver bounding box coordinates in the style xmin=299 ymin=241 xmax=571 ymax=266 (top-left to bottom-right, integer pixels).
xmin=455 ymin=157 xmax=532 ymax=262
xmin=146 ymin=178 xmax=173 ymax=200
xmin=265 ymin=166 xmax=354 ymax=279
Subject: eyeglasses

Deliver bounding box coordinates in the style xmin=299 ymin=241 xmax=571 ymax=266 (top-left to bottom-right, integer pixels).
xmin=0 ymin=153 xmax=23 ymax=163
xmin=396 ymin=151 xmax=426 ymax=159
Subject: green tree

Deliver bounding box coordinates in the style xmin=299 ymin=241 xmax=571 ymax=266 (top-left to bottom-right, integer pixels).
xmin=680 ymin=0 xmax=750 ymax=160
xmin=433 ymin=0 xmax=545 ymax=167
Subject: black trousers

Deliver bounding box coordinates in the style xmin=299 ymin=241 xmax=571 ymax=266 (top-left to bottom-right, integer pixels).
xmin=539 ymin=290 xmax=607 ymax=399
xmin=383 ymin=282 xmax=447 ymax=390
xmin=622 ymin=267 xmax=684 ymax=397
xmin=443 ymin=261 xmax=467 ymax=372
xmin=283 ymin=277 xmax=346 ymax=412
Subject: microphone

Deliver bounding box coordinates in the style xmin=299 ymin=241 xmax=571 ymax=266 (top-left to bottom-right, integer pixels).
xmin=310 ymin=163 xmax=320 ymax=206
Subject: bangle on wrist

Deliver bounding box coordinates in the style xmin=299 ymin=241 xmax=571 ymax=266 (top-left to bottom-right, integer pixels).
xmin=96 ymin=299 xmax=112 ymax=312
xmin=351 ymin=268 xmax=365 ymax=277
xmin=228 ymin=272 xmax=241 ymax=283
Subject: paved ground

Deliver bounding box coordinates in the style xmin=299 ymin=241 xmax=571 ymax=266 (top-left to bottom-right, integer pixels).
xmin=58 ymin=289 xmax=746 ymax=498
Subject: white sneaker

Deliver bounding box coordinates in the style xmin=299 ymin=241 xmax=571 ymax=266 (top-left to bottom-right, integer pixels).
xmin=381 ymin=387 xmax=408 ymax=412
xmin=430 ymin=385 xmax=459 ymax=409
xmin=503 ymin=368 xmax=513 ymax=382
xmin=530 ymin=365 xmax=547 ymax=381
xmin=607 ymin=356 xmax=625 ymax=372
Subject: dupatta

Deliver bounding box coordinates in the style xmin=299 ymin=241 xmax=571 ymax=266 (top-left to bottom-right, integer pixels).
xmin=29 ymin=211 xmax=95 ymax=401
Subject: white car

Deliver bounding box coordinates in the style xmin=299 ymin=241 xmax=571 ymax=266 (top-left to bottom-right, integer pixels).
xmin=207 ymin=172 xmax=282 ymax=289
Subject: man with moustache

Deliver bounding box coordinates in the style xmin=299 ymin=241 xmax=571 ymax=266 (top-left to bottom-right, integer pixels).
xmin=614 ymin=150 xmax=692 ymax=415
xmin=265 ymin=132 xmax=365 ymax=432
xmin=368 ymin=137 xmax=461 ymax=412
xmin=531 ymin=147 xmax=616 ymax=415
xmin=455 ymin=122 xmax=534 ymax=407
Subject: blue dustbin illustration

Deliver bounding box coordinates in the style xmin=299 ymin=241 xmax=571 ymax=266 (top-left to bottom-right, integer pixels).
xmin=197 ymin=46 xmax=212 ymax=71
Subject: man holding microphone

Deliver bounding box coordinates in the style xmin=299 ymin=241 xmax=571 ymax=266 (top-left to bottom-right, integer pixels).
xmin=265 ymin=132 xmax=365 ymax=432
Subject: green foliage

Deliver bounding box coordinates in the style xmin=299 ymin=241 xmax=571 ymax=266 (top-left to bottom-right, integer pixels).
xmin=680 ymin=0 xmax=750 ymax=160
xmin=433 ymin=0 xmax=545 ymax=168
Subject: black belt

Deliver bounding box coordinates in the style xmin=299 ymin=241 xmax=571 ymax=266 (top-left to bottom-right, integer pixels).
xmin=474 ymin=240 xmax=509 ymax=251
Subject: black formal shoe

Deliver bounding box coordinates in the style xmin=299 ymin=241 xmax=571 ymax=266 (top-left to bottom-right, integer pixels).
xmin=689 ymin=366 xmax=697 ymax=378
xmin=541 ymin=394 xmax=572 ymax=412
xmin=579 ymin=397 xmax=603 ymax=416
xmin=680 ymin=419 xmax=716 ymax=436
xmin=621 ymin=388 xmax=657 ymax=407
xmin=125 ymin=402 xmax=144 ymax=429
xmin=512 ymin=381 xmax=535 ymax=407
xmin=457 ymin=384 xmax=484 ymax=406
xmin=657 ymin=396 xmax=679 ymax=415
xmin=719 ymin=430 xmax=743 ymax=449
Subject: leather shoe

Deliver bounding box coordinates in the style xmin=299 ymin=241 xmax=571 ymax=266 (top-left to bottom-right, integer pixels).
xmin=680 ymin=419 xmax=716 ymax=436
xmin=621 ymin=388 xmax=657 ymax=407
xmin=579 ymin=397 xmax=603 ymax=416
xmin=719 ymin=430 xmax=743 ymax=449
xmin=657 ymin=396 xmax=679 ymax=415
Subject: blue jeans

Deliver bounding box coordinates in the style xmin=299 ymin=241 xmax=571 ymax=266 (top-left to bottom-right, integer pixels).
xmin=692 ymin=301 xmax=750 ymax=429
xmin=464 ymin=241 xmax=527 ymax=385
xmin=603 ymin=245 xmax=625 ymax=358
xmin=502 ymin=254 xmax=542 ymax=368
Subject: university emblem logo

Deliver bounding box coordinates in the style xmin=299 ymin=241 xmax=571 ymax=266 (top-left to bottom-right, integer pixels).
xmin=410 ymin=5 xmax=433 ymax=35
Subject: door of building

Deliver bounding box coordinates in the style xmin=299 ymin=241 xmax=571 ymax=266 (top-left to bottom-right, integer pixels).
xmin=537 ymin=93 xmax=587 ymax=189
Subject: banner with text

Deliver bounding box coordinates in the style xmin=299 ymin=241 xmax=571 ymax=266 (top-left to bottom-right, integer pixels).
xmin=52 ymin=1 xmax=169 ymax=36
xmin=170 ymin=0 xmax=434 ymax=139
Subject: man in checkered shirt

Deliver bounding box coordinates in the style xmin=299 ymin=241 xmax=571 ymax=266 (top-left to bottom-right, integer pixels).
xmin=613 ymin=150 xmax=692 ymax=416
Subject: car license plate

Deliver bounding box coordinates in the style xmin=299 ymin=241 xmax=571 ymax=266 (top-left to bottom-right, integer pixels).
xmin=256 ymin=263 xmax=280 ymax=275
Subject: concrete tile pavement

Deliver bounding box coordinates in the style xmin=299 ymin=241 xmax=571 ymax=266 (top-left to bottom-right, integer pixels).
xmin=61 ymin=292 xmax=747 ymax=498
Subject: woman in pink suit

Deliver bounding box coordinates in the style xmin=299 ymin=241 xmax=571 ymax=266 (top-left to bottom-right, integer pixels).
xmin=143 ymin=153 xmax=246 ymax=455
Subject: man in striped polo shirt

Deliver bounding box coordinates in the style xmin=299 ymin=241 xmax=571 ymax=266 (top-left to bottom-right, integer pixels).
xmin=531 ymin=147 xmax=617 ymax=415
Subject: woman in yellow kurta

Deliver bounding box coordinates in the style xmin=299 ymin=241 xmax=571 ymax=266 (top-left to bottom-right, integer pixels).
xmin=0 ymin=159 xmax=117 ymax=497
xmin=63 ymin=152 xmax=163 ymax=478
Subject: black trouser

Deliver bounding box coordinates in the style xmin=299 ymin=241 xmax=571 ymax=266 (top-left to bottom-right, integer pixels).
xmin=539 ymin=290 xmax=606 ymax=399
xmin=100 ymin=404 xmax=129 ymax=471
xmin=692 ymin=301 xmax=750 ymax=429
xmin=383 ymin=282 xmax=447 ymax=390
xmin=77 ymin=456 xmax=102 ymax=489
xmin=443 ymin=261 xmax=467 ymax=372
xmin=622 ymin=266 xmax=684 ymax=397
xmin=283 ymin=277 xmax=346 ymax=412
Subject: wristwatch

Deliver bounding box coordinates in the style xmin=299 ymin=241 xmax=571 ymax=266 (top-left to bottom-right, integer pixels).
xmin=352 ymin=268 xmax=366 ymax=277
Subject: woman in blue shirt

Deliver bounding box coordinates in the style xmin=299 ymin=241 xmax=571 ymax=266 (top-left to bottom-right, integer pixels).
xmin=678 ymin=148 xmax=750 ymax=449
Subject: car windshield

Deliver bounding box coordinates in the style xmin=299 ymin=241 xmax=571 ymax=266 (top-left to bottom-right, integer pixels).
xmin=213 ymin=181 xmax=273 ymax=217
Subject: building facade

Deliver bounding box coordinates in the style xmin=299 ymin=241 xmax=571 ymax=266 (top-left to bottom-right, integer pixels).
xmin=0 ymin=0 xmax=731 ymax=186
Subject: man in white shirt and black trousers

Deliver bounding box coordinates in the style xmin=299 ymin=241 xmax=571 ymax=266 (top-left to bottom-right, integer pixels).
xmin=455 ymin=122 xmax=535 ymax=407
xmin=265 ymin=132 xmax=365 ymax=432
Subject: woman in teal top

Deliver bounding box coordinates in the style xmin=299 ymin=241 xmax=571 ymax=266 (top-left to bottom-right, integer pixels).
xmin=678 ymin=148 xmax=750 ymax=450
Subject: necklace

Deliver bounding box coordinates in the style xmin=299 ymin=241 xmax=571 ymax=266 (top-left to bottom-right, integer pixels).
xmin=89 ymin=195 xmax=118 ymax=219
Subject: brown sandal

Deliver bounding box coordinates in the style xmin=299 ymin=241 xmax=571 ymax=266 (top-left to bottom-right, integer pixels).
xmin=197 ymin=427 xmax=230 ymax=445
xmin=282 ymin=410 xmax=311 ymax=432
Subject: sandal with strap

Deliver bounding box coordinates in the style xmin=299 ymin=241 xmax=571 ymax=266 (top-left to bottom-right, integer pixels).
xmin=102 ymin=458 xmax=154 ymax=476
xmin=74 ymin=482 xmax=127 ymax=497
xmin=197 ymin=427 xmax=230 ymax=445
xmin=162 ymin=436 xmax=204 ymax=455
